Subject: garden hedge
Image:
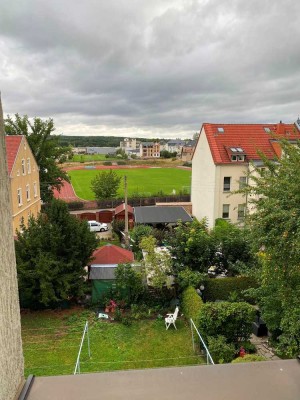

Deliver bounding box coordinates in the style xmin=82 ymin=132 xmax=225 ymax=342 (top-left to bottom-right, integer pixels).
xmin=204 ymin=276 xmax=258 ymax=302
xmin=198 ymin=301 xmax=256 ymax=344
xmin=181 ymin=286 xmax=203 ymax=323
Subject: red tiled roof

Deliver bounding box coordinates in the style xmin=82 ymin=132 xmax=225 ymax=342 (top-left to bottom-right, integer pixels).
xmin=91 ymin=244 xmax=134 ymax=265
xmin=5 ymin=136 xmax=23 ymax=175
xmin=202 ymin=123 xmax=300 ymax=164
xmin=114 ymin=203 xmax=134 ymax=215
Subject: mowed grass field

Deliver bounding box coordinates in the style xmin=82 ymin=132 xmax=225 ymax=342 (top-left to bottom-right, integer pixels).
xmin=68 ymin=168 xmax=191 ymax=200
xmin=22 ymin=309 xmax=204 ymax=377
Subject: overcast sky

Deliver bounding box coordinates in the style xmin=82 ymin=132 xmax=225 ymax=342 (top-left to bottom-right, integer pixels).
xmin=1 ymin=1 xmax=300 ymax=138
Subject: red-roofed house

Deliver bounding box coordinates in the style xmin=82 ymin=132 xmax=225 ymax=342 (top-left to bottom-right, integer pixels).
xmin=88 ymin=244 xmax=135 ymax=303
xmin=6 ymin=135 xmax=41 ymax=232
xmin=91 ymin=244 xmax=134 ymax=265
xmin=191 ymin=121 xmax=300 ymax=227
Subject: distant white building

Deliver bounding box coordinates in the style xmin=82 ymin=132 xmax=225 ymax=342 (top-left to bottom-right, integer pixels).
xmin=72 ymin=147 xmax=87 ymax=154
xmin=86 ymin=147 xmax=117 ymax=155
xmin=191 ymin=121 xmax=300 ymax=228
xmin=165 ymin=139 xmax=185 ymax=154
xmin=120 ymin=138 xmax=141 ymax=156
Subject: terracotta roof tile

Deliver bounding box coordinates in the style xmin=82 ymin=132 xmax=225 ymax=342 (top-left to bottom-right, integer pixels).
xmin=114 ymin=203 xmax=134 ymax=215
xmin=91 ymin=244 xmax=134 ymax=265
xmin=203 ymin=123 xmax=300 ymax=164
xmin=5 ymin=136 xmax=23 ymax=175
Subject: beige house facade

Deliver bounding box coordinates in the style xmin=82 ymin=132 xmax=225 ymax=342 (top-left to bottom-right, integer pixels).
xmin=192 ymin=122 xmax=300 ymax=228
xmin=139 ymin=142 xmax=160 ymax=158
xmin=6 ymin=135 xmax=41 ymax=233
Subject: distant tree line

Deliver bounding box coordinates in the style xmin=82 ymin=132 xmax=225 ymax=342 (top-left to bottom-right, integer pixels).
xmin=58 ymin=136 xmax=170 ymax=148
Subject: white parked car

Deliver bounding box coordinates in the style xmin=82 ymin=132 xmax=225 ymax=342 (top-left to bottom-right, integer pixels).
xmin=87 ymin=220 xmax=109 ymax=232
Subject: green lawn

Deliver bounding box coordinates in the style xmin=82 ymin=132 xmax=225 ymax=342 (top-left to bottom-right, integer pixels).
xmin=68 ymin=168 xmax=191 ymax=200
xmin=22 ymin=309 xmax=204 ymax=376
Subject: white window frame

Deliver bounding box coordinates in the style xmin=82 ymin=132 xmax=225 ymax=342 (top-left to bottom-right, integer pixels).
xmin=26 ymin=184 xmax=30 ymax=201
xmin=17 ymin=188 xmax=23 ymax=206
xmin=33 ymin=182 xmax=38 ymax=198
xmin=223 ymin=177 xmax=231 ymax=192
xmin=27 ymin=158 xmax=31 ymax=174
xmin=238 ymin=204 xmax=245 ymax=220
xmin=239 ymin=176 xmax=247 ymax=189
xmin=222 ymin=204 xmax=230 ymax=219
xmin=21 ymin=159 xmax=26 ymax=175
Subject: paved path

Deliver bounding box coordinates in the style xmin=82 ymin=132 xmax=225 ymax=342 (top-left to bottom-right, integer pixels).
xmin=250 ymin=334 xmax=280 ymax=360
xmin=53 ymin=180 xmax=79 ymax=202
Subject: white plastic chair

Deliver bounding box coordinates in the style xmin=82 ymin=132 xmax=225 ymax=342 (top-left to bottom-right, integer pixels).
xmin=165 ymin=306 xmax=179 ymax=330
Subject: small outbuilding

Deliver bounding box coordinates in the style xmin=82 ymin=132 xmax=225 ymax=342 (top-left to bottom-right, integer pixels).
xmin=114 ymin=203 xmax=134 ymax=227
xmin=88 ymin=244 xmax=134 ymax=303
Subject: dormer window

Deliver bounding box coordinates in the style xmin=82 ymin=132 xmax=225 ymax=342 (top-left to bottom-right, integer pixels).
xmin=264 ymin=127 xmax=271 ymax=133
xmin=226 ymin=147 xmax=246 ymax=162
xmin=231 ymin=154 xmax=245 ymax=162
xmin=217 ymin=127 xmax=224 ymax=133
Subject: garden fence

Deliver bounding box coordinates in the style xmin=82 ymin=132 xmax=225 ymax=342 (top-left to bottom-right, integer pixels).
xmin=74 ymin=321 xmax=91 ymax=374
xmin=66 ymin=194 xmax=191 ymax=211
xmin=190 ymin=319 xmax=214 ymax=365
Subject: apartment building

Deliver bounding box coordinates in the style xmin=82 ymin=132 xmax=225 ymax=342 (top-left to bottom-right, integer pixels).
xmin=6 ymin=136 xmax=41 ymax=232
xmin=191 ymin=121 xmax=300 ymax=228
xmin=119 ymin=138 xmax=141 ymax=157
xmin=139 ymin=142 xmax=160 ymax=158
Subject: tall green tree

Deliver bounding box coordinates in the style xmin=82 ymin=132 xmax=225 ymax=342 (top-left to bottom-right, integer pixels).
xmin=168 ymin=219 xmax=215 ymax=273
xmin=115 ymin=264 xmax=145 ymax=304
xmin=91 ymin=169 xmax=121 ymax=201
xmin=211 ymin=219 xmax=253 ymax=273
xmin=5 ymin=114 xmax=72 ymax=202
xmin=242 ymin=138 xmax=300 ymax=356
xmin=15 ymin=199 xmax=98 ymax=308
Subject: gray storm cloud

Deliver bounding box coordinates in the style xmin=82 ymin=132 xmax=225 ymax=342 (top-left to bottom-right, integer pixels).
xmin=0 ymin=0 xmax=300 ymax=138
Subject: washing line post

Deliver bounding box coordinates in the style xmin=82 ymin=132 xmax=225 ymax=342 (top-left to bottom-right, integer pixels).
xmin=87 ymin=321 xmax=91 ymax=358
xmin=74 ymin=321 xmax=90 ymax=375
xmin=190 ymin=319 xmax=195 ymax=352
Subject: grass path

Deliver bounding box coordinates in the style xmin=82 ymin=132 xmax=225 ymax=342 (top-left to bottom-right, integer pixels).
xmin=67 ymin=168 xmax=191 ymax=200
xmin=22 ymin=309 xmax=204 ymax=376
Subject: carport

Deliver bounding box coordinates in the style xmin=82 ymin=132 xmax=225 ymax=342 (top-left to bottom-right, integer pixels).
xmin=134 ymin=205 xmax=192 ymax=227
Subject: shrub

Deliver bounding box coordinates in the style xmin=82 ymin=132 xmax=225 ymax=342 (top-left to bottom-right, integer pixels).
xmin=131 ymin=304 xmax=151 ymax=320
xmin=112 ymin=219 xmax=125 ymax=241
xmin=177 ymin=268 xmax=205 ymax=290
xmin=181 ymin=286 xmax=203 ymax=323
xmin=232 ymin=354 xmax=266 ymax=363
xmin=238 ymin=341 xmax=256 ymax=354
xmin=182 ymin=162 xmax=192 ymax=167
xmin=114 ymin=307 xmax=122 ymax=322
xmin=67 ymin=201 xmax=84 ymax=210
xmin=117 ymin=161 xmax=127 ymax=165
xmin=198 ymin=301 xmax=255 ymax=345
xmin=103 ymin=161 xmax=112 ymax=166
xmin=205 ymin=276 xmax=258 ymax=303
xmin=115 ymin=264 xmax=145 ymax=304
xmin=207 ymin=335 xmax=236 ymax=364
